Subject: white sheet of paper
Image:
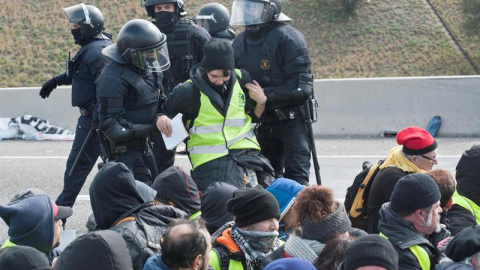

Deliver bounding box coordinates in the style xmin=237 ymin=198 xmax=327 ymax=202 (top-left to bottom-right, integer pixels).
xmin=161 ymin=113 xmax=189 ymax=150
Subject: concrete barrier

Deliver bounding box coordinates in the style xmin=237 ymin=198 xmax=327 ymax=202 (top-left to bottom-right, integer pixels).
xmin=1 ymin=76 xmax=479 ymax=137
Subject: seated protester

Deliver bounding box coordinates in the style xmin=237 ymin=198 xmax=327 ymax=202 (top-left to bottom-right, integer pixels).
xmin=264 ymin=258 xmax=316 ymax=270
xmin=367 ymin=126 xmax=438 ymax=233
xmin=85 ymin=179 xmax=156 ymax=232
xmin=143 ymin=219 xmax=211 ymax=270
xmin=437 ymin=225 xmax=480 ymax=270
xmin=89 ymin=162 xmax=188 ymax=270
xmin=266 ymin=178 xmax=305 ymax=241
xmin=0 ymin=188 xmax=73 ymax=264
xmin=151 ymin=166 xmax=201 ymax=220
xmin=54 ymin=230 xmax=133 ymax=270
xmin=314 ymin=234 xmax=357 ymax=270
xmin=201 ymin=182 xmax=238 ymax=234
xmin=448 ymin=145 xmax=480 ymax=233
xmin=210 ymin=186 xmax=282 ymax=270
xmin=339 ymin=234 xmax=398 ymax=270
xmin=0 ymin=245 xmax=51 ymax=270
xmin=378 ymin=173 xmax=448 ymax=270
xmin=268 ymin=186 xmax=366 ymax=264
xmin=155 ymin=38 xmax=274 ymax=192
xmin=428 ymin=169 xmax=458 ymax=238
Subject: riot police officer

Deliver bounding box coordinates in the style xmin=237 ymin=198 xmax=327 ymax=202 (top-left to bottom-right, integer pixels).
xmin=196 ymin=3 xmax=236 ymax=43
xmin=231 ymin=0 xmax=314 ymax=185
xmin=39 ymin=4 xmax=112 ymax=214
xmin=96 ymin=19 xmax=170 ymax=185
xmin=142 ymin=0 xmax=211 ymax=174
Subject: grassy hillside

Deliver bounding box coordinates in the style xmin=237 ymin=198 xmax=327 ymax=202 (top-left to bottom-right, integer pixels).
xmin=0 ymin=0 xmax=477 ymax=87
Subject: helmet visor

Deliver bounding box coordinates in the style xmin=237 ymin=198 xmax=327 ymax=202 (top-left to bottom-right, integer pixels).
xmin=230 ymin=0 xmax=267 ymax=26
xmin=129 ymin=43 xmax=170 ymax=73
xmin=196 ymin=14 xmax=216 ymax=32
xmin=63 ymin=3 xmax=91 ymax=24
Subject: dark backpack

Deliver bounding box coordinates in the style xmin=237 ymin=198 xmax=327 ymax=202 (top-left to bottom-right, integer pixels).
xmin=344 ymin=160 xmax=384 ymax=230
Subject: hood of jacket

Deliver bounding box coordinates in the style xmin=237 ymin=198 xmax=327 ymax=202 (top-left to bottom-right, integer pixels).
xmin=151 ymin=166 xmax=200 ymax=216
xmin=201 ymin=182 xmax=238 ymax=234
xmin=135 ymin=204 xmax=189 ymax=228
xmin=90 ymin=162 xmax=145 ymax=229
xmin=55 ymin=230 xmax=133 ymax=270
xmin=0 ymin=194 xmax=54 ymax=254
xmin=456 ymin=145 xmax=480 ymax=205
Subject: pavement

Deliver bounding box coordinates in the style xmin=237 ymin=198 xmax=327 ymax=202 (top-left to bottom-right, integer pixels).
xmin=0 ymin=137 xmax=477 ymax=243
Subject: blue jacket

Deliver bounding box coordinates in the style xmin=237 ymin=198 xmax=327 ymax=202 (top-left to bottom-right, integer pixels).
xmin=143 ymin=255 xmax=172 ymax=270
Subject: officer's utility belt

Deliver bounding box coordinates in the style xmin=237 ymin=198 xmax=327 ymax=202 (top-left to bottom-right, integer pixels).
xmin=126 ymin=138 xmax=148 ymax=150
xmin=262 ymin=107 xmax=302 ymax=123
xmin=110 ymin=138 xmax=147 ymax=155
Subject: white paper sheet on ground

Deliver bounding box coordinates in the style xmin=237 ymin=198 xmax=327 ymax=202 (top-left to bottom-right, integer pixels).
xmin=162 ymin=113 xmax=189 ymax=150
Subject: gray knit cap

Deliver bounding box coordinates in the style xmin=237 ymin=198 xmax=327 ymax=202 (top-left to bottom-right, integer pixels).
xmin=300 ymin=202 xmax=351 ymax=243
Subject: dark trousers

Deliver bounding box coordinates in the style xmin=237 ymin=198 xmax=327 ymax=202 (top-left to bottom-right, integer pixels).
xmin=151 ymin=134 xmax=175 ymax=174
xmin=56 ymin=115 xmax=100 ymax=208
xmin=257 ymin=117 xmax=311 ymax=185
xmin=113 ymin=147 xmax=157 ymax=186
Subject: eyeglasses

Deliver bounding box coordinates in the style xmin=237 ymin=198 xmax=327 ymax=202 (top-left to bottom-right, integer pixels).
xmin=420 ymin=154 xmax=437 ymax=162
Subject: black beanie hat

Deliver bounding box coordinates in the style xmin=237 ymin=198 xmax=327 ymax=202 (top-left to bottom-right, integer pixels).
xmin=390 ymin=173 xmax=441 ymax=213
xmin=446 ymin=225 xmax=480 ymax=262
xmin=200 ymin=38 xmax=235 ymax=72
xmin=227 ymin=186 xmax=280 ymax=228
xmin=344 ymin=234 xmax=399 ymax=270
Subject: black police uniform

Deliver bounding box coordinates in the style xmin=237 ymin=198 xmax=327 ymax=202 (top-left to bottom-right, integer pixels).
xmin=55 ymin=37 xmax=112 ymax=209
xmin=151 ymin=18 xmax=211 ymax=174
xmin=96 ymin=62 xmax=163 ymax=185
xmin=233 ymin=22 xmax=313 ymax=185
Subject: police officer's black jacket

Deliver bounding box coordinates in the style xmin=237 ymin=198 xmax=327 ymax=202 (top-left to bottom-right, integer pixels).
xmin=233 ymin=21 xmax=312 ymax=113
xmin=96 ymin=62 xmax=164 ymax=131
xmin=55 ymin=37 xmax=112 ymax=109
xmin=162 ymin=18 xmax=211 ymax=95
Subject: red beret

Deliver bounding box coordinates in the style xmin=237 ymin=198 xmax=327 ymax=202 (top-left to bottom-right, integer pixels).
xmin=396 ymin=126 xmax=437 ymax=155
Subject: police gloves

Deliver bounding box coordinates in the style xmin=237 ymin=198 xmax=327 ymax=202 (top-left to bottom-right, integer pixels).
xmin=39 ymin=77 xmax=58 ymax=99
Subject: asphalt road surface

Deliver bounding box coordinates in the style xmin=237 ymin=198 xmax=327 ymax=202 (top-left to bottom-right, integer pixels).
xmin=0 ymin=137 xmax=477 ymax=243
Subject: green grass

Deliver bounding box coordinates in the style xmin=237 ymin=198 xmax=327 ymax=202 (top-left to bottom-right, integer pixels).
xmin=0 ymin=0 xmax=477 ymax=87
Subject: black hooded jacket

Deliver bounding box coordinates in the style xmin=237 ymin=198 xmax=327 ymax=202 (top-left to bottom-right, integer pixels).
xmin=90 ymin=162 xmax=188 ymax=270
xmin=55 ymin=230 xmax=133 ymax=270
xmin=151 ymin=166 xmax=201 ymax=217
xmin=0 ymin=194 xmax=56 ymax=260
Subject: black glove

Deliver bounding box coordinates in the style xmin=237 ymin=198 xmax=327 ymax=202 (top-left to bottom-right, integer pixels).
xmin=39 ymin=77 xmax=58 ymax=99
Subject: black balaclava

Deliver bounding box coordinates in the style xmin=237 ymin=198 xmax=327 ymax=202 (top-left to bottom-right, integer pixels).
xmin=245 ymin=21 xmax=275 ymax=40
xmin=71 ymin=28 xmax=82 ymax=44
xmin=154 ymin=10 xmax=178 ymax=33
xmin=202 ymin=72 xmax=232 ymax=98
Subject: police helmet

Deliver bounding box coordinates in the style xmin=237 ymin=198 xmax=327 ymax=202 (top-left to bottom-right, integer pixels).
xmin=143 ymin=0 xmax=185 ymax=17
xmin=230 ymin=0 xmax=291 ymax=26
xmin=63 ymin=3 xmax=104 ymax=41
xmin=196 ymin=3 xmax=231 ymax=35
xmin=102 ymin=19 xmax=170 ymax=72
